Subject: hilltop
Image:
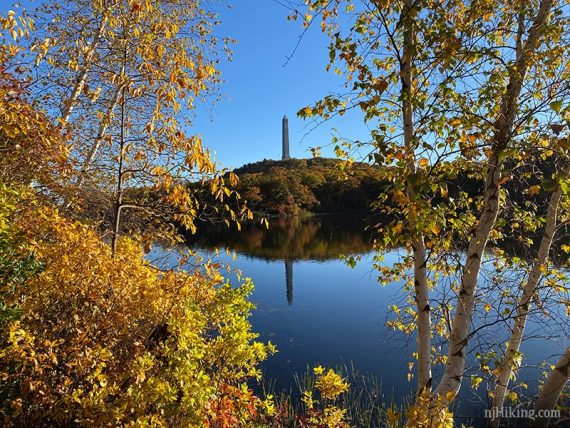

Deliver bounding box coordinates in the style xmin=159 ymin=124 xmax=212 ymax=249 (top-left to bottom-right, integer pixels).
xmin=232 ymin=157 xmax=388 ymax=216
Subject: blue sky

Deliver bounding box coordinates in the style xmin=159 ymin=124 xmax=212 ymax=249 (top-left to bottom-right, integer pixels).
xmin=1 ymin=0 xmax=371 ymax=169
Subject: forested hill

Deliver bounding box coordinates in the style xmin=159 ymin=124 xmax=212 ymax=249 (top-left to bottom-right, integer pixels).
xmin=231 ymin=158 xmax=388 ymax=216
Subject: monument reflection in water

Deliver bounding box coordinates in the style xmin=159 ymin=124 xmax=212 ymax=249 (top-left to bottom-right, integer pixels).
xmin=187 ymin=215 xmax=374 ymax=305
xmin=182 ymin=215 xmax=565 ymax=423
xmin=184 ymin=215 xmax=418 ymax=403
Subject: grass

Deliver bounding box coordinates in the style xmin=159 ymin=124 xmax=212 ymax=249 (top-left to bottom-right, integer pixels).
xmin=259 ymin=362 xmax=413 ymax=427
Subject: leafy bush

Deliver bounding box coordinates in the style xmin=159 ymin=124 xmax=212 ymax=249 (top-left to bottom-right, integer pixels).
xmin=0 ymin=188 xmax=274 ymax=427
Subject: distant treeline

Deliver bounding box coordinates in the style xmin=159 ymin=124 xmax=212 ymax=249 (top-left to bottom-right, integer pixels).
xmin=230 ymin=158 xmax=388 ymax=216
xmin=81 ymin=156 xmax=568 ymax=261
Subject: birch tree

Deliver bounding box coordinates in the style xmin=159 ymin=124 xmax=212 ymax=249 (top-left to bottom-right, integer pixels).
xmin=297 ymin=0 xmax=568 ymax=419
xmin=489 ymin=150 xmax=569 ymax=427
xmin=27 ymin=1 xmax=119 ymax=126
xmin=435 ymin=0 xmax=556 ymax=402
xmin=299 ymin=0 xmax=472 ymax=397
xmin=25 ymin=0 xmax=249 ymax=242
xmin=531 ymin=345 xmax=570 ymax=428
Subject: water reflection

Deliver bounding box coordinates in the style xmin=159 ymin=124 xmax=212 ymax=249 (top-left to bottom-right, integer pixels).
xmin=178 ymin=215 xmax=565 ymax=424
xmin=189 ymin=215 xmax=373 ymax=260
xmin=285 ymin=259 xmax=293 ymax=305
xmin=188 ymin=215 xmax=374 ymax=305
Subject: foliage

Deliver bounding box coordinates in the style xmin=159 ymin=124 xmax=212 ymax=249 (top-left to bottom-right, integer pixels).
xmin=231 ymin=158 xmax=388 ymax=216
xmin=299 ymin=366 xmax=350 ymax=428
xmin=0 ymin=19 xmax=69 ymax=187
xmin=0 ymin=188 xmax=274 ymax=427
xmin=294 ymin=0 xmax=570 ymax=422
xmin=0 ymin=186 xmax=42 ymax=330
xmin=404 ymin=392 xmax=454 ymax=428
xmin=0 ymin=7 xmax=272 ymax=426
xmin=11 ymin=0 xmax=249 ymax=245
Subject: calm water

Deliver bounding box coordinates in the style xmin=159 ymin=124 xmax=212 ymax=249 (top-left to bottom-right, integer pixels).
xmin=157 ymin=215 xmax=567 ymax=422
xmin=187 ymin=216 xmax=413 ymax=400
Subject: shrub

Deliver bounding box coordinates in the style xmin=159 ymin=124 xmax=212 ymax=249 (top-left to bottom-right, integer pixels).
xmin=0 ymin=188 xmax=274 ymax=427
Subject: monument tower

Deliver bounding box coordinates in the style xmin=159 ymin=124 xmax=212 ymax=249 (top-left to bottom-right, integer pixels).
xmin=282 ymin=115 xmax=290 ymax=160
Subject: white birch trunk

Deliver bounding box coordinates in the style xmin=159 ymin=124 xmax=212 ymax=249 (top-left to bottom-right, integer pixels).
xmin=530 ymin=346 xmax=570 ymax=428
xmin=77 ymin=81 xmax=122 ymax=188
xmin=400 ymin=0 xmax=432 ymax=394
xmin=59 ymin=13 xmax=109 ymax=126
xmin=489 ymin=164 xmax=568 ymax=428
xmin=434 ymin=0 xmax=554 ymax=402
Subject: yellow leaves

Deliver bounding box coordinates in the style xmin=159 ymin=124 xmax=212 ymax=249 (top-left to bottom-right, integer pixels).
xmin=484 ymin=303 xmax=492 ymax=313
xmin=405 ymin=392 xmax=454 ymax=428
xmin=392 ymin=190 xmax=407 ymax=205
xmin=391 ymin=222 xmax=404 ymax=235
xmin=314 ymin=367 xmax=349 ymax=400
xmin=470 ymin=376 xmax=483 ymax=390
xmin=302 ymin=106 xmax=314 ymax=118
xmin=1 ymin=197 xmax=273 ymax=426
xmin=418 ymin=158 xmax=429 ymax=169
xmin=302 ymin=390 xmax=315 ymax=410
xmin=386 ymin=408 xmax=400 ymax=427
xmin=301 ymin=366 xmax=350 ymax=427
xmin=67 ymin=58 xmax=79 ymax=72
xmin=0 ymin=10 xmax=30 ymax=41
xmin=205 ymin=64 xmax=216 ymax=77
xmin=1 ymin=123 xmax=19 ymax=139
xmin=431 ymin=223 xmax=441 ymax=236
xmin=144 ymin=121 xmax=155 ymax=135
xmin=449 ymin=117 xmax=462 ymax=126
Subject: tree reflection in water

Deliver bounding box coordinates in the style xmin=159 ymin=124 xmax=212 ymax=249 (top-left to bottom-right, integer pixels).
xmin=186 ymin=215 xmax=375 ymax=305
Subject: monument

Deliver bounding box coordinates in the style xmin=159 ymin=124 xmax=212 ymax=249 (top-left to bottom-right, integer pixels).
xmin=282 ymin=115 xmax=290 ymax=160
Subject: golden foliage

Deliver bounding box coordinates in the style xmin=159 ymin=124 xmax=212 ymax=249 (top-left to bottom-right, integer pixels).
xmin=0 ymin=52 xmax=69 ymax=187
xmin=301 ymin=366 xmax=350 ymax=427
xmin=0 ymin=190 xmax=273 ymax=427
xmin=405 ymin=392 xmax=454 ymax=428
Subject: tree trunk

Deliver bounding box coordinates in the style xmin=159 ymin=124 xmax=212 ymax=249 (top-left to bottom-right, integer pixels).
xmin=111 ymin=86 xmax=126 ymax=257
xmin=77 ymin=81 xmax=122 ymax=188
xmin=490 ymin=164 xmax=568 ymax=428
xmin=400 ymin=0 xmax=431 ymax=394
xmin=60 ymin=12 xmax=109 ymax=125
xmin=434 ymin=0 xmax=554 ymax=402
xmin=530 ymin=346 xmax=570 ymax=428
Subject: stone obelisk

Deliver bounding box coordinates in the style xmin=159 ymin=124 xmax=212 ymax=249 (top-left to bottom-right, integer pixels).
xmin=282 ymin=115 xmax=290 ymax=160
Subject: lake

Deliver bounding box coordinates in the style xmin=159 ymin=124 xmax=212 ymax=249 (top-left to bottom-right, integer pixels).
xmin=155 ymin=215 xmax=567 ymax=425
xmin=186 ymin=215 xmax=413 ymax=398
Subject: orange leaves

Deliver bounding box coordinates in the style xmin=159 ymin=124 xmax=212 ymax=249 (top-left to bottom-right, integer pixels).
xmin=418 ymin=157 xmax=429 ymax=169
xmin=528 ymin=185 xmax=541 ymax=196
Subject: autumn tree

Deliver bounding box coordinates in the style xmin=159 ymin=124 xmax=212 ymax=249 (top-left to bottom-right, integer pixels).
xmin=0 ymin=7 xmax=274 ymax=427
xmin=22 ymin=0 xmax=247 ymax=246
xmin=531 ymin=344 xmax=570 ymax=428
xmin=489 ymin=134 xmax=570 ymax=426
xmin=297 ymin=0 xmax=569 ymax=421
